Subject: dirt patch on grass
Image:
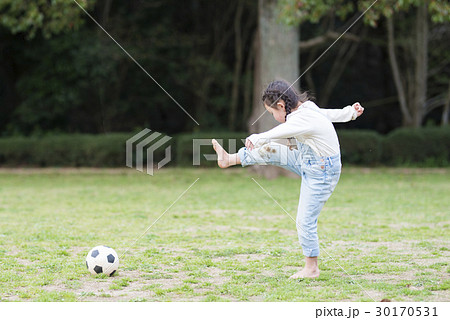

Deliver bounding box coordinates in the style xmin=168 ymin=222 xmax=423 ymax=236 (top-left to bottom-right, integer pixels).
xmin=204 ymin=266 xmax=229 ymax=286
xmin=327 ymin=239 xmax=448 ymax=253
xmin=72 ymin=269 xmax=196 ymax=302
xmin=0 ymin=168 xmax=137 ymax=175
xmin=15 ymin=257 xmax=38 ymax=267
xmin=342 ymin=167 xmax=450 ymax=175
xmin=326 ymin=240 xmax=449 ymax=301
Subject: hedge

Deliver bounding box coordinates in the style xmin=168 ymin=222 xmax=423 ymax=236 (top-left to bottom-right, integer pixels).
xmin=0 ymin=127 xmax=449 ymax=168
xmin=0 ymin=134 xmax=128 ymax=167
xmin=338 ymin=130 xmax=383 ymax=166
xmin=382 ymin=127 xmax=450 ymax=166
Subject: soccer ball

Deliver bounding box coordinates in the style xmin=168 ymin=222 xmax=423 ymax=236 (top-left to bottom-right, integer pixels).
xmin=85 ymin=245 xmax=119 ymax=276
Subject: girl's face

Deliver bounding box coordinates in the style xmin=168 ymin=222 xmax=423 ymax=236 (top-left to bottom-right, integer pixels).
xmin=264 ymin=101 xmax=286 ymax=123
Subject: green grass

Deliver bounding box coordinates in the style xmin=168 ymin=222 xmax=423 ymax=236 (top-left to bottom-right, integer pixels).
xmin=0 ymin=167 xmax=448 ymax=302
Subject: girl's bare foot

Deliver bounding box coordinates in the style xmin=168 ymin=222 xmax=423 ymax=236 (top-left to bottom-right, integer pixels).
xmin=289 ymin=268 xmax=320 ymax=279
xmin=290 ymin=256 xmax=320 ymax=279
xmin=212 ymin=139 xmax=234 ymax=168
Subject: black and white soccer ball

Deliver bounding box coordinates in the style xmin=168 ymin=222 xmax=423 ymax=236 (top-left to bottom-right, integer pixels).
xmin=86 ymin=245 xmax=119 ymax=276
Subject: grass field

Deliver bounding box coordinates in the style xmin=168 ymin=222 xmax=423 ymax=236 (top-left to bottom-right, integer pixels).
xmin=0 ymin=167 xmax=448 ymax=302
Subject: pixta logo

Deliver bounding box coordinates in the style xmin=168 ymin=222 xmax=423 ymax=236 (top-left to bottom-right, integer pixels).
xmin=126 ymin=129 xmax=172 ymax=176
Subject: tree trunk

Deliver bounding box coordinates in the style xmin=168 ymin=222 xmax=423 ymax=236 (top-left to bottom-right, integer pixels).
xmin=242 ymin=30 xmax=257 ymax=125
xmin=193 ymin=3 xmax=235 ymax=126
xmin=412 ymin=2 xmax=428 ymax=127
xmin=0 ymin=46 xmax=17 ymax=134
xmin=101 ymin=0 xmax=112 ymax=26
xmin=387 ymin=15 xmax=413 ymax=126
xmin=387 ymin=5 xmax=429 ymax=128
xmin=442 ymin=82 xmax=450 ymax=126
xmin=96 ymin=0 xmax=113 ymax=133
xmin=304 ymin=47 xmax=318 ymax=95
xmin=228 ymin=1 xmax=244 ymax=131
xmin=248 ymin=0 xmax=299 ymax=179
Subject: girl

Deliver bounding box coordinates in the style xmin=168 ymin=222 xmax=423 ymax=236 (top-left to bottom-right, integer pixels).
xmin=212 ymin=80 xmax=364 ymax=279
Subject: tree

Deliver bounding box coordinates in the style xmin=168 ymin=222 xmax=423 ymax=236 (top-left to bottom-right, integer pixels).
xmin=228 ymin=0 xmax=257 ymax=131
xmin=0 ymin=0 xmax=94 ymax=39
xmin=248 ymin=0 xmax=300 ymax=178
xmin=278 ymin=0 xmax=370 ymax=108
xmin=279 ymin=0 xmax=450 ymax=127
xmin=0 ymin=0 xmax=259 ymax=135
xmin=296 ymin=15 xmax=364 ymax=107
xmin=378 ymin=0 xmax=450 ymax=127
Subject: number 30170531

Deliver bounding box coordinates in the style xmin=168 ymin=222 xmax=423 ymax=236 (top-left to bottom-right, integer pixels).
xmin=376 ymin=306 xmax=438 ymax=317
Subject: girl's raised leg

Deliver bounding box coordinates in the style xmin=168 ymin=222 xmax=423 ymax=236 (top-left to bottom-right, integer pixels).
xmin=212 ymin=139 xmax=302 ymax=176
xmin=212 ymin=139 xmax=240 ymax=168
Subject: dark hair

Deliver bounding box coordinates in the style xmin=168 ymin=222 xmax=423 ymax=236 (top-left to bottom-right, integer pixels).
xmin=262 ymin=80 xmax=309 ymax=120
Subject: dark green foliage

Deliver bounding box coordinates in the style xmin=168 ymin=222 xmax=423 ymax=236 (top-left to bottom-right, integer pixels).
xmin=338 ymin=130 xmax=383 ymax=165
xmin=0 ymin=0 xmax=257 ymax=136
xmin=382 ymin=127 xmax=450 ymax=166
xmin=0 ymin=134 xmax=127 ymax=167
xmin=1 ymin=1 xmax=449 ymax=137
xmin=0 ymin=132 xmax=247 ymax=168
xmin=0 ymin=136 xmax=38 ymax=166
xmin=0 ymin=128 xmax=449 ymax=167
xmin=0 ymin=0 xmax=89 ymax=40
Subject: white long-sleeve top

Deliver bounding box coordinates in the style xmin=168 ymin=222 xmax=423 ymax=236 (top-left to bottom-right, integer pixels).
xmin=247 ymin=101 xmax=358 ymax=157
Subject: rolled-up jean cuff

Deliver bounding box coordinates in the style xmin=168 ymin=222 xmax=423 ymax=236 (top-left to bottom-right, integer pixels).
xmin=238 ymin=147 xmax=248 ymax=167
xmin=303 ymin=247 xmax=320 ymax=257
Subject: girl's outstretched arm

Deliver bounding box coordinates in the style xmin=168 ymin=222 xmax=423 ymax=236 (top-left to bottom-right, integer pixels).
xmin=318 ymin=102 xmax=364 ymax=122
xmin=246 ymin=115 xmax=312 ymax=150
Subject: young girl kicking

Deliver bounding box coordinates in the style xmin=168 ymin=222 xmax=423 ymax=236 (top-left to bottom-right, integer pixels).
xmin=212 ymin=80 xmax=364 ymax=279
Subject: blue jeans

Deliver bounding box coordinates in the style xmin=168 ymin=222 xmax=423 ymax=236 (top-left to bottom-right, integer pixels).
xmin=238 ymin=141 xmax=341 ymax=257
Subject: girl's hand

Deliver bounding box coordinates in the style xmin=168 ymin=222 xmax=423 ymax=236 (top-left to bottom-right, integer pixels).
xmin=352 ymin=102 xmax=364 ymax=118
xmin=245 ymin=138 xmax=254 ymax=151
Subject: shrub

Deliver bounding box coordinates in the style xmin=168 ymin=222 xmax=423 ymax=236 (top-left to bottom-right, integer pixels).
xmin=0 ymin=134 xmax=128 ymax=167
xmin=383 ymin=127 xmax=450 ymax=166
xmin=0 ymin=128 xmax=449 ymax=168
xmin=0 ymin=136 xmax=38 ymax=166
xmin=337 ymin=130 xmax=383 ymax=166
